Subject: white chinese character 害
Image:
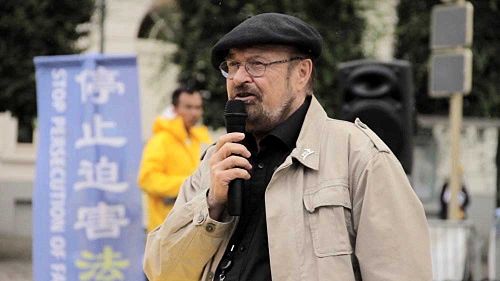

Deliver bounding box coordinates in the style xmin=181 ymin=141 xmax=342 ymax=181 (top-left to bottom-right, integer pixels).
xmin=74 ymin=202 xmax=130 ymax=240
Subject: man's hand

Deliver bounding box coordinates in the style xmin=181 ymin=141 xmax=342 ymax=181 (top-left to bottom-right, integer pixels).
xmin=208 ymin=132 xmax=252 ymax=220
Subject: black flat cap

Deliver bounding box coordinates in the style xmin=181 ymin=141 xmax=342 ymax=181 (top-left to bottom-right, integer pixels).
xmin=211 ymin=13 xmax=323 ymax=68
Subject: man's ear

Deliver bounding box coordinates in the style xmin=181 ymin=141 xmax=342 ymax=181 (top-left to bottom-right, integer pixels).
xmin=296 ymin=59 xmax=313 ymax=91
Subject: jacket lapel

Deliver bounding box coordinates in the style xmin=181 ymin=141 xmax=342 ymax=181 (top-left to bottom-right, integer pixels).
xmin=289 ymin=95 xmax=327 ymax=171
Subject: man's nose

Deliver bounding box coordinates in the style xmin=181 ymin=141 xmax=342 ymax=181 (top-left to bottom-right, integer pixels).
xmin=231 ymin=64 xmax=252 ymax=84
xmin=190 ymin=108 xmax=202 ymax=116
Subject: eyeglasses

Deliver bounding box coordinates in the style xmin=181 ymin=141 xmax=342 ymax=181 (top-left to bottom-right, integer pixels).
xmin=219 ymin=57 xmax=304 ymax=79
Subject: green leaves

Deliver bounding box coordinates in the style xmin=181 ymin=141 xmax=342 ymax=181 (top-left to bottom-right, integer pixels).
xmin=0 ymin=0 xmax=94 ymax=121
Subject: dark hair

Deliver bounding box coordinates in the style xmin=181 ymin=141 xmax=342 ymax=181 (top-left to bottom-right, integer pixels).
xmin=171 ymin=87 xmax=200 ymax=106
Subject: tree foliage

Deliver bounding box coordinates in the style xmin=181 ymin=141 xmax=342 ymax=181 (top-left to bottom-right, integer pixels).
xmin=0 ymin=0 xmax=95 ymax=130
xmin=396 ymin=0 xmax=500 ymax=117
xmin=163 ymin=0 xmax=365 ymax=128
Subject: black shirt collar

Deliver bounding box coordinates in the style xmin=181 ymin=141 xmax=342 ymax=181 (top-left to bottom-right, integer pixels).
xmin=264 ymin=95 xmax=311 ymax=149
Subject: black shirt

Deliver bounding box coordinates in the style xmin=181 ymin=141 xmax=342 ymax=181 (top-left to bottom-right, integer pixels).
xmin=215 ymin=96 xmax=311 ymax=281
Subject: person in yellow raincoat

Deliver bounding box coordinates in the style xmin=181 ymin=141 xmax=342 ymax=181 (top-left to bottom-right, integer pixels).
xmin=138 ymin=87 xmax=211 ymax=232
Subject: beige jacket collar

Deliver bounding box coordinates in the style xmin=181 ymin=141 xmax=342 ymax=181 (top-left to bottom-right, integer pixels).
xmin=289 ymin=95 xmax=327 ymax=171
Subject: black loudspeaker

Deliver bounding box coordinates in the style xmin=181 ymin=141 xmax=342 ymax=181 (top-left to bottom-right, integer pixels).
xmin=338 ymin=60 xmax=414 ymax=174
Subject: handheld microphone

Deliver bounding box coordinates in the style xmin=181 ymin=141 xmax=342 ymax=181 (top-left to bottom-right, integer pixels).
xmin=224 ymin=100 xmax=248 ymax=216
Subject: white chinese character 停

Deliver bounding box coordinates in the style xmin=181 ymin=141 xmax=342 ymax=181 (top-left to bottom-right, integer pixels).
xmin=74 ymin=156 xmax=128 ymax=192
xmin=75 ymin=66 xmax=125 ymax=104
xmin=74 ymin=202 xmax=130 ymax=240
xmin=75 ymin=114 xmax=127 ymax=149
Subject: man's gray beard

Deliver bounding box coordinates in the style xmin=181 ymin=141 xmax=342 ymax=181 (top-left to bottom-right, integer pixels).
xmin=245 ymin=96 xmax=295 ymax=135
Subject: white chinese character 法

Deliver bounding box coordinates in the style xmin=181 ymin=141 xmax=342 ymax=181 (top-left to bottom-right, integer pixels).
xmin=75 ymin=114 xmax=127 ymax=149
xmin=75 ymin=66 xmax=125 ymax=104
xmin=74 ymin=202 xmax=130 ymax=240
xmin=74 ymin=156 xmax=128 ymax=193
xmin=75 ymin=246 xmax=130 ymax=281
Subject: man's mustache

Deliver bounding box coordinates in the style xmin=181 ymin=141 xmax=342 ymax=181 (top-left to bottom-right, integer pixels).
xmin=234 ymin=84 xmax=261 ymax=99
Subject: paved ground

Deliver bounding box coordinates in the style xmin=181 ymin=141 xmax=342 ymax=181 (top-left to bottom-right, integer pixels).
xmin=0 ymin=260 xmax=32 ymax=281
xmin=0 ymin=232 xmax=491 ymax=281
xmin=0 ymin=236 xmax=32 ymax=281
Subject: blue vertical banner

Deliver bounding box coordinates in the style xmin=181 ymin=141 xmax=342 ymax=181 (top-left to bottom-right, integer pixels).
xmin=33 ymin=54 xmax=145 ymax=281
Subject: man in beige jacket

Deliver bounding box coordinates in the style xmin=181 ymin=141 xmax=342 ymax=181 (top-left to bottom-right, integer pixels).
xmin=144 ymin=13 xmax=432 ymax=281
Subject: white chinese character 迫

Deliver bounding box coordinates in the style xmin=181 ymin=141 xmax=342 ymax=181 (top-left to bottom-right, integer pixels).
xmin=75 ymin=66 xmax=125 ymax=104
xmin=75 ymin=114 xmax=127 ymax=149
xmin=74 ymin=156 xmax=128 ymax=192
xmin=74 ymin=202 xmax=130 ymax=240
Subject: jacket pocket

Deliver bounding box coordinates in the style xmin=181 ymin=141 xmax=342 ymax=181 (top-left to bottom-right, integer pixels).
xmin=303 ymin=183 xmax=353 ymax=257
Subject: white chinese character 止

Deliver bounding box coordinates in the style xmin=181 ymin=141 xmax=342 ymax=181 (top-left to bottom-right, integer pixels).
xmin=74 ymin=202 xmax=130 ymax=240
xmin=75 ymin=114 xmax=127 ymax=149
xmin=74 ymin=156 xmax=128 ymax=192
xmin=75 ymin=66 xmax=125 ymax=104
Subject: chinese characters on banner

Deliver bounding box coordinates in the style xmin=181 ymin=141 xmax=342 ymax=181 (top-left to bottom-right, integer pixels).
xmin=33 ymin=54 xmax=145 ymax=281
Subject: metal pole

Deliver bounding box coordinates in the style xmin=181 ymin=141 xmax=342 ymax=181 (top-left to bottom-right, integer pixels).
xmin=99 ymin=0 xmax=106 ymax=53
xmin=447 ymin=92 xmax=463 ymax=219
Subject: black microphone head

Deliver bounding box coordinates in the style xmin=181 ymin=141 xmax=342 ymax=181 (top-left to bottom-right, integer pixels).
xmin=224 ymin=99 xmax=247 ymax=116
xmin=224 ymin=100 xmax=247 ymax=133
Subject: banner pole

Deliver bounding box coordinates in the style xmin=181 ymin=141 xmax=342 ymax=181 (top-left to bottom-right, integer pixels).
xmin=99 ymin=0 xmax=106 ymax=53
